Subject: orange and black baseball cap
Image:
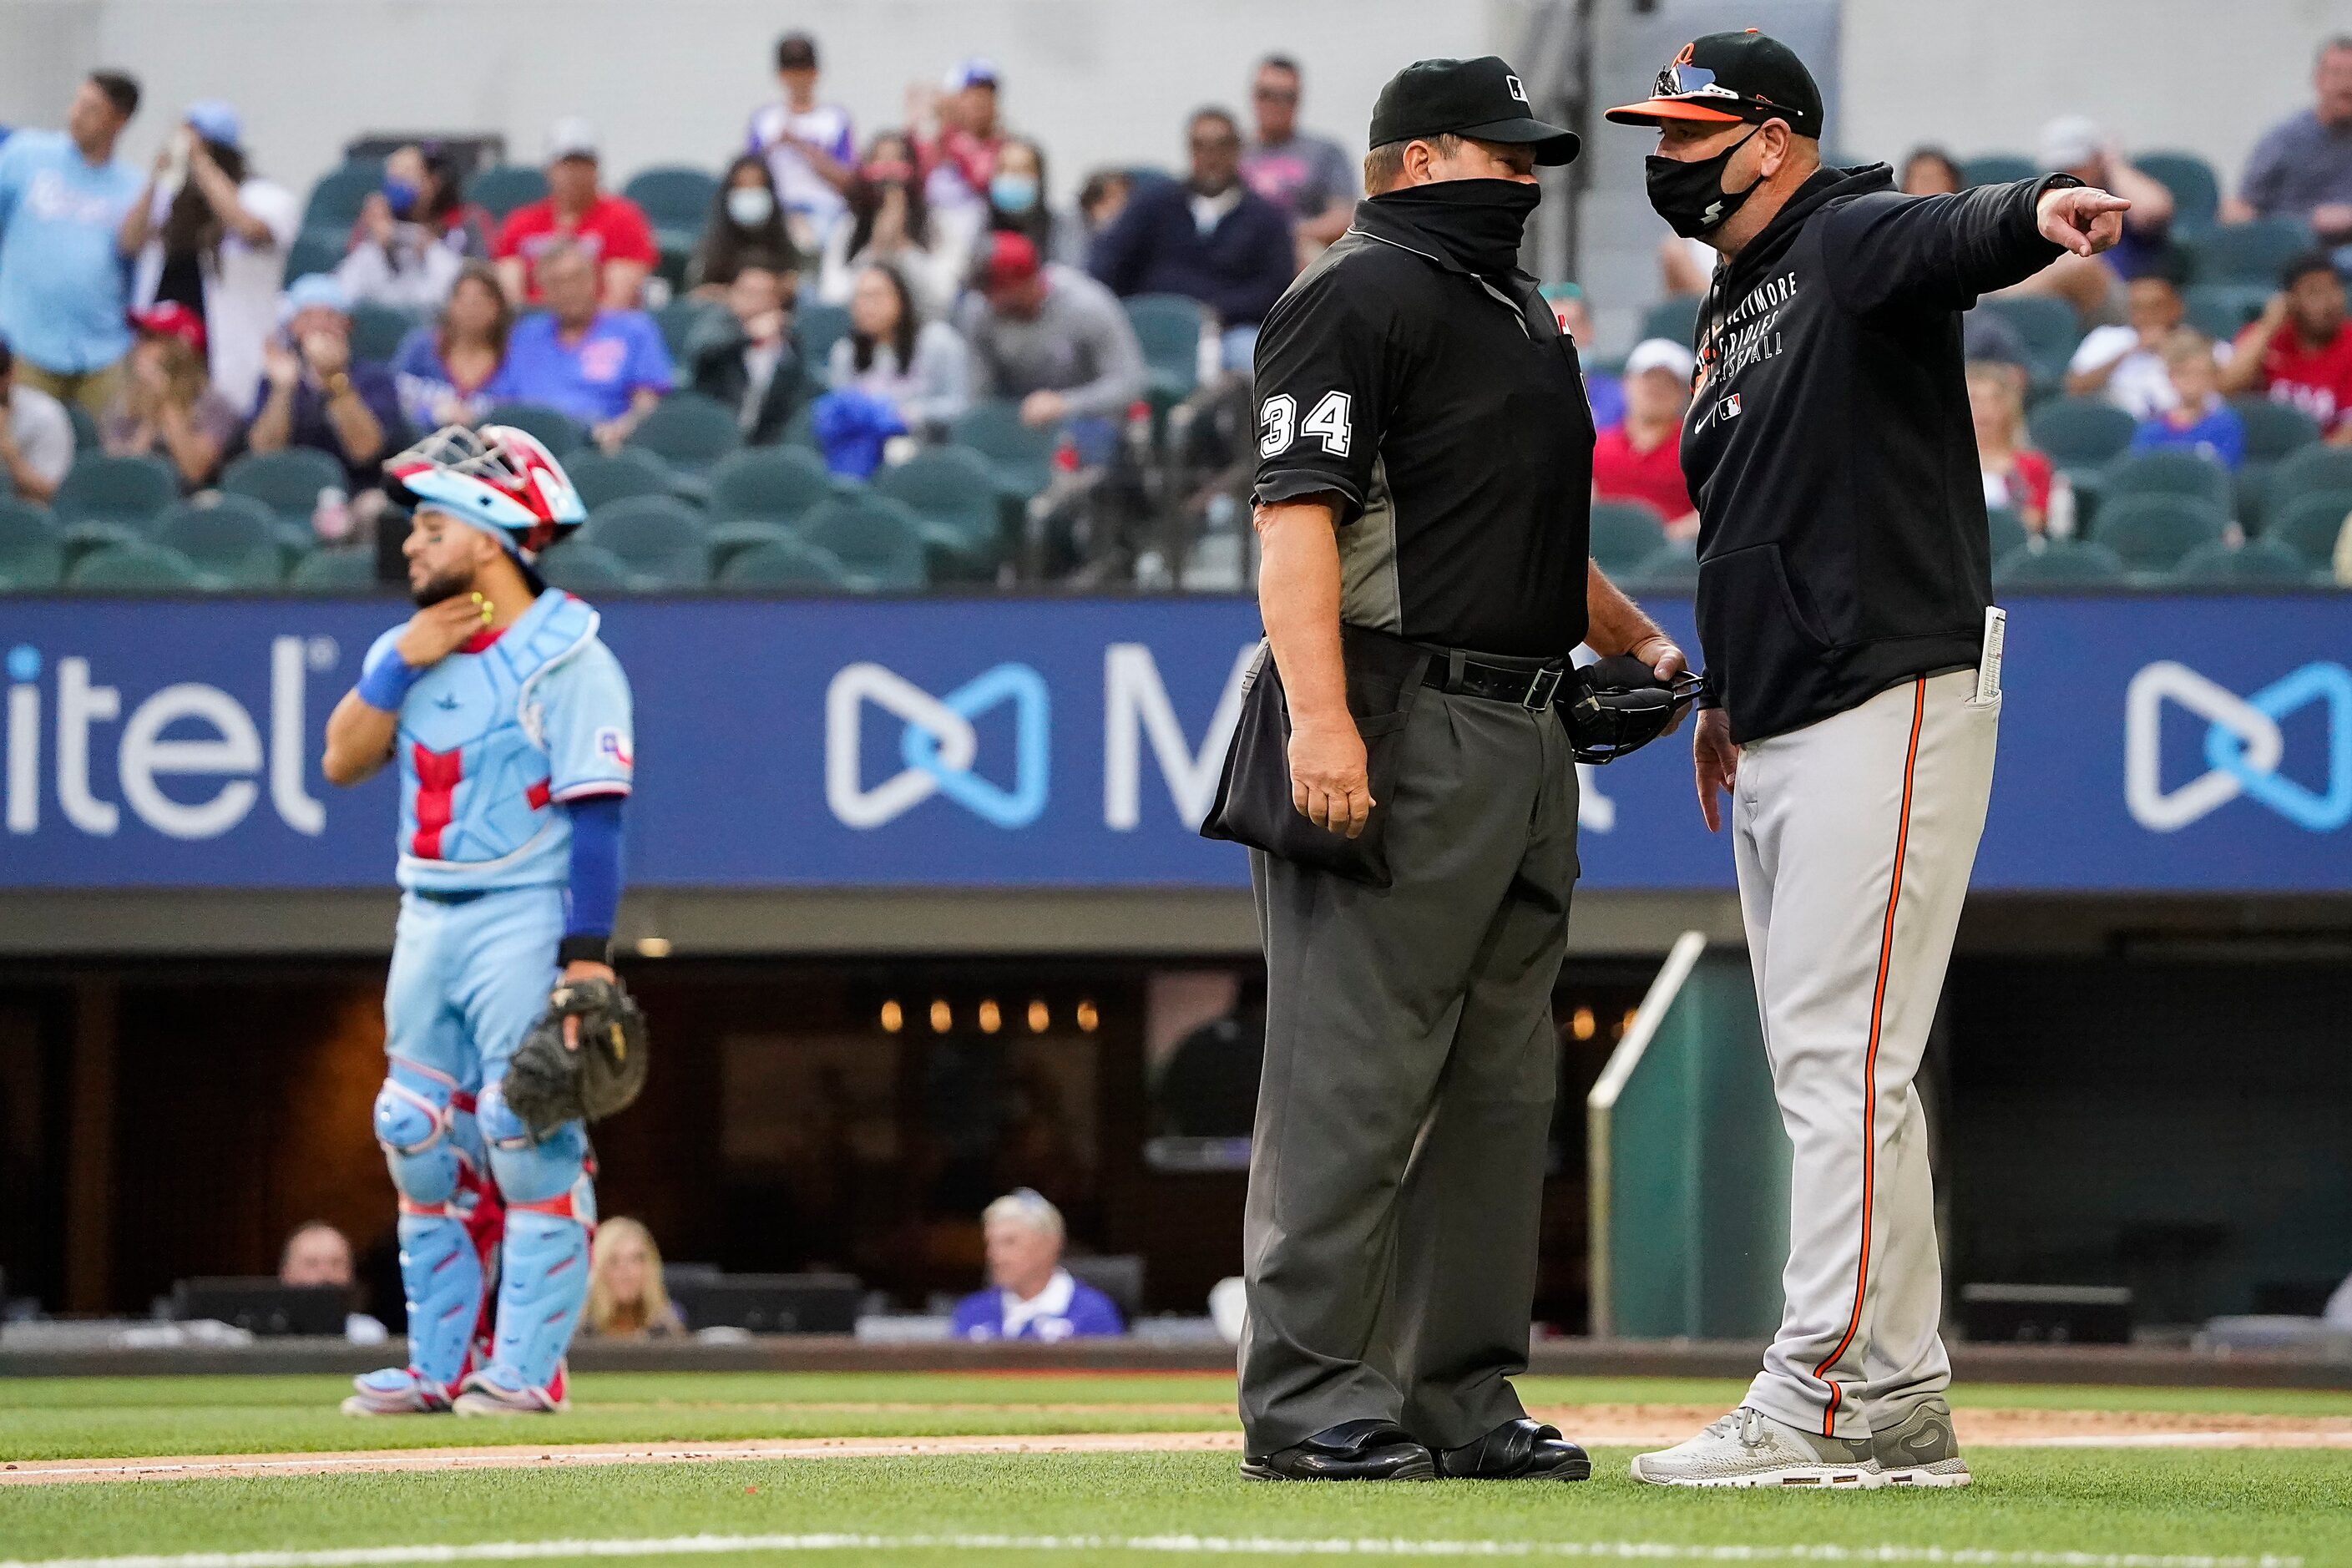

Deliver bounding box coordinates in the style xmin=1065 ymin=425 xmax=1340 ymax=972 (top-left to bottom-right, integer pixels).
xmin=1606 ymin=29 xmax=1823 ymax=139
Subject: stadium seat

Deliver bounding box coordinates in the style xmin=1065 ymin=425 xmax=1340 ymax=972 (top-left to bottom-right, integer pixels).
xmin=221 ymin=448 xmax=348 ymax=523
xmin=630 ymin=392 xmax=741 ymax=471
xmin=1587 ymin=500 xmax=1667 ymax=572
xmin=0 ymin=499 xmax=63 ymax=589
xmin=287 ymin=548 xmax=380 ymax=593
xmin=705 ymin=518 xmax=798 ymax=573
xmin=1125 ymin=292 xmax=1206 ymax=398
xmin=872 ymin=446 xmax=1009 ymax=577
xmin=467 ymin=164 xmax=549 ymax=220
xmin=66 ymin=540 xmax=202 ymax=590
xmin=1638 ymin=294 xmax=1702 ymax=348
xmin=716 ymin=535 xmax=853 ymax=589
xmin=63 ymin=400 xmax=100 ymax=458
xmin=797 ymin=301 xmax=852 ymax=369
xmin=152 ymin=496 xmax=287 ymax=587
xmin=1985 ymin=505 xmax=2030 ymax=561
xmin=348 ymin=301 xmax=418 ymax=365
xmin=2188 ymin=218 xmax=2313 ymax=285
xmin=1992 ymin=538 xmax=2127 ymax=588
xmin=301 ymin=159 xmax=385 ymax=238
xmin=2088 ymin=493 xmax=2228 ymax=574
xmin=952 ymin=401 xmax=1060 ymax=497
xmin=2102 ymin=448 xmax=2233 ymax=512
xmin=2136 ymin=151 xmax=2221 ymax=234
xmin=2258 ymin=489 xmax=2352 ymax=568
xmin=621 ymin=165 xmax=720 ymax=255
xmin=2233 ymin=396 xmax=2323 ymax=460
xmin=708 ymin=446 xmax=838 ymax=524
xmin=2027 ymin=397 xmax=2137 ymax=469
xmin=283 ymin=230 xmax=347 ymax=286
xmin=481 ymin=402 xmax=588 ymax=457
xmin=536 ymin=540 xmax=642 ymax=594
xmin=2182 ymin=282 xmax=2270 ymax=340
xmin=1960 ymin=153 xmax=2036 ymax=188
xmin=798 ymin=493 xmax=930 ymax=589
xmin=52 ymin=453 xmax=179 ymax=549
xmin=579 ymin=495 xmax=711 ymax=585
xmin=564 ymin=447 xmax=678 ymax=510
xmin=1973 ymin=296 xmax=2081 ymax=383
xmin=2171 ymin=536 xmax=2317 ymax=586
xmin=779 ymin=399 xmax=820 ymax=453
xmin=654 ymin=298 xmax=726 ymax=362
xmin=2261 ymin=443 xmax=2352 ymax=518
xmin=1621 ymin=544 xmax=1698 ymax=590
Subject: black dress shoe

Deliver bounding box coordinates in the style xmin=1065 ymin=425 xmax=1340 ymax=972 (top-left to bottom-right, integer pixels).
xmin=1241 ymin=1418 xmax=1437 ymax=1482
xmin=1437 ymin=1418 xmax=1592 ymax=1480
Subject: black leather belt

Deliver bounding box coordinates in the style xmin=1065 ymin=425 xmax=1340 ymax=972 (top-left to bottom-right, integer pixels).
xmin=1421 ymin=648 xmax=1570 ymax=711
xmin=411 ymin=888 xmax=491 ymax=905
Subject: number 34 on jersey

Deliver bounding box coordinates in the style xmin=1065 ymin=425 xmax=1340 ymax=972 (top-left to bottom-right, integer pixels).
xmin=1259 ymin=391 xmax=1354 ymax=459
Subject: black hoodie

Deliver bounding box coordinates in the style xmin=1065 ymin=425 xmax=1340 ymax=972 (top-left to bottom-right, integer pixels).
xmin=1680 ymin=164 xmax=2070 ymax=742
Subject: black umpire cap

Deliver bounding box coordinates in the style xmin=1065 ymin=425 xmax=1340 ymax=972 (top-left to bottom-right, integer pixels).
xmin=1606 ymin=29 xmax=1823 ymax=139
xmin=1370 ymin=56 xmax=1581 ymax=164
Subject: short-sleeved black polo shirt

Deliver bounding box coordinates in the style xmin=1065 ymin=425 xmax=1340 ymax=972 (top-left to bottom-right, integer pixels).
xmin=1251 ymin=197 xmax=1595 ymax=659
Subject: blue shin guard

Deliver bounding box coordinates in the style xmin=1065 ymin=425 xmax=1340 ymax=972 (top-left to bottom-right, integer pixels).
xmin=478 ymin=1080 xmax=595 ymax=1393
xmin=372 ymin=1060 xmax=498 ymax=1390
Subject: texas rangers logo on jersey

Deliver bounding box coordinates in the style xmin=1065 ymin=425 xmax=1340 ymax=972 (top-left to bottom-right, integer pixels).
xmin=595 ymin=726 xmax=634 ymax=772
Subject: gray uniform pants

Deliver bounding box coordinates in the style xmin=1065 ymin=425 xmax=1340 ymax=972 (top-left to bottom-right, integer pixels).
xmin=1239 ymin=681 xmax=1579 ymax=1456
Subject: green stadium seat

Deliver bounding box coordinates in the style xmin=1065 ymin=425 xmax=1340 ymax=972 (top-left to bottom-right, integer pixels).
xmin=466 ymin=164 xmax=549 ymax=220
xmin=67 ymin=540 xmax=202 ymax=590
xmin=797 ymin=301 xmax=852 ymax=370
xmin=2137 ymin=152 xmax=2221 ymax=234
xmin=1621 ymin=544 xmax=1698 ymax=590
xmin=951 ymin=401 xmax=1058 ymax=497
xmin=1985 ymin=505 xmax=2030 ymax=561
xmin=287 ymin=548 xmax=380 ymax=593
xmin=564 ymin=447 xmax=678 ymax=510
xmin=799 ymin=493 xmax=929 ymax=589
xmin=52 ymin=453 xmax=179 ymax=549
xmin=2262 ymin=444 xmax=2352 ymax=518
xmin=63 ymin=401 xmax=100 ymax=458
xmin=1588 ymin=500 xmax=1667 ymax=573
xmin=482 ymin=402 xmax=588 ymax=457
xmin=2233 ymin=396 xmax=2324 ymax=460
xmin=301 ymin=160 xmax=386 ymax=237
xmin=1974 ymin=296 xmax=2081 ymax=382
xmin=222 ymin=448 xmax=346 ymax=523
xmin=2182 ymin=283 xmax=2269 ymax=341
xmin=1638 ymin=294 xmax=1702 ymax=348
xmin=1124 ymin=293 xmax=1206 ymax=398
xmin=152 ymin=496 xmax=286 ymax=587
xmin=2103 ymin=448 xmax=2233 ymax=512
xmin=537 ymin=540 xmax=642 ymax=594
xmin=2258 ymin=489 xmax=2352 ymax=567
xmin=705 ymin=518 xmax=797 ymax=573
xmin=1992 ymin=538 xmax=2127 ymax=588
xmin=872 ymin=446 xmax=1009 ymax=577
xmin=717 ymin=535 xmax=853 ymax=589
xmin=2172 ymin=536 xmax=2317 ymax=586
xmin=2188 ymin=218 xmax=2314 ymax=285
xmin=654 ymin=298 xmax=726 ymax=362
xmin=621 ymin=166 xmax=720 ymax=254
xmin=2027 ymin=397 xmax=2137 ymax=468
xmin=709 ymin=446 xmax=837 ymax=524
xmin=0 ymin=499 xmax=63 ymax=589
xmin=630 ymin=392 xmax=741 ymax=472
xmin=348 ymin=301 xmax=419 ymax=365
xmin=579 ymin=495 xmax=711 ymax=585
xmin=1961 ymin=153 xmax=2037 ymax=188
xmin=2087 ymin=493 xmax=2228 ymax=574
xmin=283 ymin=230 xmax=346 ymax=286
xmin=778 ymin=399 xmax=819 ymax=453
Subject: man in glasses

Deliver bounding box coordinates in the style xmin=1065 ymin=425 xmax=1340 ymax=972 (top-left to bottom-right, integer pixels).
xmin=1243 ymin=55 xmax=1358 ymax=260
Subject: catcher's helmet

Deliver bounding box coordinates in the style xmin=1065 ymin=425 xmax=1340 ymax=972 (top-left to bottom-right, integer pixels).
xmin=384 ymin=424 xmax=586 ymax=557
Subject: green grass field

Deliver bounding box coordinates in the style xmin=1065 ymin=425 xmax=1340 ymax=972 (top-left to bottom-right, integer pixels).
xmin=3 ymin=1373 xmax=2348 ymax=1566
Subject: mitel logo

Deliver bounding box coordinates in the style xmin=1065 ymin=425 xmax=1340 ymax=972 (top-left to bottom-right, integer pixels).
xmin=2124 ymin=660 xmax=2352 ymax=832
xmin=4 ymin=637 xmax=335 ymax=841
xmin=827 ymin=661 xmax=1050 ymax=829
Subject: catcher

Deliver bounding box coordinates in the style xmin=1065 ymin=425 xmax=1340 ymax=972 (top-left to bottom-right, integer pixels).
xmin=321 ymin=425 xmax=647 ymax=1417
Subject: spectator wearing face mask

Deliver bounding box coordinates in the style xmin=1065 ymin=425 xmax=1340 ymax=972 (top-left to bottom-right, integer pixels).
xmin=987 ymin=137 xmax=1077 ymax=267
xmin=102 ymin=303 xmax=240 ymax=489
xmin=828 ymin=259 xmax=969 ymax=438
xmin=690 ymin=154 xmax=801 ymax=300
xmin=241 ymin=273 xmax=408 ymax=493
xmin=818 ymin=130 xmax=964 ymax=321
xmin=336 ymin=145 xmax=475 ymax=312
xmin=2131 ymin=329 xmax=2244 ymax=471
xmin=2221 ymin=250 xmax=2352 ymax=443
xmin=746 ymin=32 xmax=856 ymax=256
xmin=1090 ymin=106 xmax=1296 ymax=375
xmin=120 ymin=101 xmax=299 ymax=412
xmin=688 ymin=258 xmax=804 ymax=444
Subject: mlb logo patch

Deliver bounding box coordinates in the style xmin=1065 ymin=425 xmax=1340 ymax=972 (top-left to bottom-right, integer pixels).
xmin=1723 ymin=393 xmax=1742 ymax=418
xmin=596 ymin=726 xmax=634 ymax=771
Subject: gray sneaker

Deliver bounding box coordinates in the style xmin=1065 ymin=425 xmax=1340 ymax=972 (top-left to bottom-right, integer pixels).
xmin=1872 ymin=1398 xmax=1972 ymax=1489
xmin=1630 ymin=1406 xmax=1881 ymax=1489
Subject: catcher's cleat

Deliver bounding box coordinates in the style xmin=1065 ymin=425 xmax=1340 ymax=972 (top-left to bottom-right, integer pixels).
xmin=453 ymin=1362 xmax=570 ymax=1416
xmin=341 ymin=1367 xmax=455 ymax=1416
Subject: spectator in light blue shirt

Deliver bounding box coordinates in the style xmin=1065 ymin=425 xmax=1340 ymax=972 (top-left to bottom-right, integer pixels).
xmin=0 ymin=70 xmax=142 ymax=415
xmin=488 ymin=240 xmax=672 ymax=451
xmin=949 ymin=1189 xmax=1125 ymax=1343
xmin=2129 ymin=329 xmax=2246 ymax=473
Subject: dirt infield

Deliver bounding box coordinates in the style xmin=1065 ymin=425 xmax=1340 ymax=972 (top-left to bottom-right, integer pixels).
xmin=5 ymin=1405 xmax=2348 ymax=1486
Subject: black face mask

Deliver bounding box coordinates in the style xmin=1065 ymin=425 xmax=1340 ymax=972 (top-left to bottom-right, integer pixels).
xmin=1645 ymin=126 xmax=1763 ymax=239
xmin=1370 ymin=178 xmax=1541 ymax=277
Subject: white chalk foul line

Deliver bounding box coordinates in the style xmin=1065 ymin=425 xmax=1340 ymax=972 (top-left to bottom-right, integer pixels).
xmin=0 ymin=1536 xmax=2306 ymax=1568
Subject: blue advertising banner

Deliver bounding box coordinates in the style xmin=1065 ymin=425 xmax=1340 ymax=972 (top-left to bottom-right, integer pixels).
xmin=0 ymin=594 xmax=2344 ymax=893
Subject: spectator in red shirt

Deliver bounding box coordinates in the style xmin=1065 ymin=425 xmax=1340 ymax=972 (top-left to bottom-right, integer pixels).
xmin=1968 ymin=360 xmax=2053 ymax=533
xmin=2219 ymin=250 xmax=2352 ymax=444
xmin=1591 ymin=337 xmax=1698 ymax=538
xmin=492 ymin=118 xmax=657 ymax=310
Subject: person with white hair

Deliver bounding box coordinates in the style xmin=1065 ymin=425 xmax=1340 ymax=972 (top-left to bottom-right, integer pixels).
xmin=948 ymin=1189 xmax=1124 ymax=1342
xmin=1995 ymin=115 xmax=2176 ymax=323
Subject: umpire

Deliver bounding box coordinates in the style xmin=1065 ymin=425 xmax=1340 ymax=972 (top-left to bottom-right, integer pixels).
xmin=1229 ymin=57 xmax=1683 ymax=1484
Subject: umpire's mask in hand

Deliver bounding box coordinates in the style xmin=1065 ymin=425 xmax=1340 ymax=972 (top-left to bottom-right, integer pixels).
xmin=1373 ymin=178 xmax=1541 ymax=276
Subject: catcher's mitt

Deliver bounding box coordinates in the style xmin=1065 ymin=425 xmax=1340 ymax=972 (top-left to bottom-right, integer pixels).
xmin=1562 ymin=654 xmax=1706 ymax=764
xmin=503 ymin=976 xmax=650 ymax=1139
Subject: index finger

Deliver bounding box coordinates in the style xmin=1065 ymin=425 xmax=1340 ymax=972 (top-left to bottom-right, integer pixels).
xmin=2077 ymin=192 xmax=2132 ymax=214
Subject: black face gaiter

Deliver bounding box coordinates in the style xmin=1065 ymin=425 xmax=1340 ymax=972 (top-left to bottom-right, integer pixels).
xmin=1370 ymin=178 xmax=1541 ymax=276
xmin=1645 ymin=126 xmax=1763 ymax=239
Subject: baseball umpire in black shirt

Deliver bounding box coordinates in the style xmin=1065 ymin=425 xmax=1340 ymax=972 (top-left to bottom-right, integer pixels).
xmin=1221 ymin=56 xmax=1684 ymax=1484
